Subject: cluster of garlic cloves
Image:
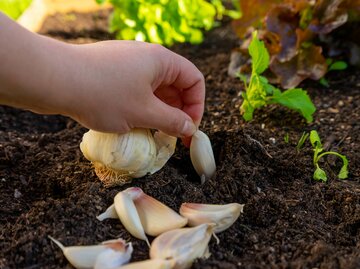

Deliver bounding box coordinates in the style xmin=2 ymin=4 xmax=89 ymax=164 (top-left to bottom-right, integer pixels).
xmin=48 ymin=236 xmax=132 ymax=269
xmin=80 ymin=129 xmax=177 ymax=187
xmin=97 ymin=187 xmax=187 ymax=245
xmin=95 ymin=187 xmax=244 ymax=269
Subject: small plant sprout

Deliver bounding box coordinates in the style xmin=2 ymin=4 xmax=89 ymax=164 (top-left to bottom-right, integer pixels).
xmin=238 ymin=31 xmax=316 ymax=123
xmin=310 ymin=130 xmax=349 ymax=182
xmin=190 ymin=130 xmax=216 ymax=183
xmin=296 ymin=132 xmax=310 ymax=152
xmin=319 ymin=58 xmax=348 ymax=87
xmin=48 ymin=236 xmax=132 ymax=269
xmin=284 ymin=133 xmax=289 ymax=143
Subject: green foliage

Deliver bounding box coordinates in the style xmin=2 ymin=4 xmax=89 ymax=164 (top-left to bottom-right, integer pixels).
xmin=319 ymin=58 xmax=348 ymax=87
xmin=239 ymin=32 xmax=316 ymax=122
xmin=309 ymin=130 xmax=348 ymax=182
xmin=284 ymin=133 xmax=289 ymax=143
xmin=0 ymin=0 xmax=32 ymax=19
xmin=97 ymin=0 xmax=240 ymax=46
xmin=296 ymin=132 xmax=309 ymax=152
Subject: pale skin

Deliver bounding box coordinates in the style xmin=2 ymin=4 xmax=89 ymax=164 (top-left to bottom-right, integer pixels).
xmin=0 ymin=13 xmax=205 ymax=145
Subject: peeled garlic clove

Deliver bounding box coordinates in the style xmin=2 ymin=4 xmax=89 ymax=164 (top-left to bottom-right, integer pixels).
xmin=150 ymin=223 xmax=214 ymax=269
xmin=48 ymin=236 xmax=131 ymax=269
xmin=114 ymin=190 xmax=149 ymax=245
xmin=97 ymin=204 xmax=118 ymax=221
xmin=80 ymin=129 xmax=177 ymax=187
xmin=179 ymin=203 xmax=244 ymax=233
xmin=123 ymin=187 xmax=187 ymax=236
xmin=190 ymin=130 xmax=216 ymax=184
xmin=118 ymin=259 xmax=174 ymax=269
xmin=94 ymin=241 xmax=133 ymax=269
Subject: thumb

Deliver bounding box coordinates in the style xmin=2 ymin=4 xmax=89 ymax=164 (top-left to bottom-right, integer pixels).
xmin=140 ymin=97 xmax=197 ymax=138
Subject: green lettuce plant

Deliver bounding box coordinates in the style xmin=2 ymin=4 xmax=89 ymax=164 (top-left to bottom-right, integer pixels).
xmin=96 ymin=0 xmax=240 ymax=46
xmin=238 ymin=31 xmax=316 ymax=122
xmin=0 ymin=0 xmax=32 ymax=19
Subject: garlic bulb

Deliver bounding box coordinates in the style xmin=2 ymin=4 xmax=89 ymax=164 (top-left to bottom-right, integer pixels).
xmin=80 ymin=128 xmax=177 ymax=186
xmin=190 ymin=130 xmax=216 ymax=184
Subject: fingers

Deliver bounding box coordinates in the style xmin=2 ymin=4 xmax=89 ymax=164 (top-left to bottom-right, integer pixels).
xmin=158 ymin=50 xmax=206 ymax=127
xmin=136 ymin=96 xmax=197 ymax=138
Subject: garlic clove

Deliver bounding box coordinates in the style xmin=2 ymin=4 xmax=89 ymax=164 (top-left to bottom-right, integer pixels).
xmin=118 ymin=259 xmax=174 ymax=269
xmin=96 ymin=204 xmax=118 ymax=221
xmin=190 ymin=130 xmax=216 ymax=184
xmin=123 ymin=187 xmax=187 ymax=237
xmin=150 ymin=223 xmax=214 ymax=269
xmin=179 ymin=203 xmax=244 ymax=233
xmin=94 ymin=241 xmax=133 ymax=269
xmin=114 ymin=191 xmax=150 ymax=245
xmin=48 ymin=236 xmax=131 ymax=269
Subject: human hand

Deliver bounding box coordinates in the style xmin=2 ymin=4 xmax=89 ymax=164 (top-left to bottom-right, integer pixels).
xmin=60 ymin=41 xmax=205 ymax=145
xmin=0 ymin=13 xmax=205 ymax=145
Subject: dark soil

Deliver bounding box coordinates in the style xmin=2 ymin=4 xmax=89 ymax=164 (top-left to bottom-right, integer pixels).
xmin=1 ymin=9 xmax=360 ymax=269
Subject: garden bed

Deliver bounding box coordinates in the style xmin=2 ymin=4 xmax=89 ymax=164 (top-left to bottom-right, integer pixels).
xmin=1 ymin=9 xmax=360 ymax=269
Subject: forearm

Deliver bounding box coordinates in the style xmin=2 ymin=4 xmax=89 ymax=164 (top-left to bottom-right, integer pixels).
xmin=0 ymin=12 xmax=78 ymax=116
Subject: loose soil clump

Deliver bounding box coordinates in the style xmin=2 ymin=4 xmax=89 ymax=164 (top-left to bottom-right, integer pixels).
xmin=1 ymin=10 xmax=359 ymax=269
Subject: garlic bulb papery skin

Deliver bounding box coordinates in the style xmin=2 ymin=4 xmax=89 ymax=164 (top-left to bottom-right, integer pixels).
xmin=112 ymin=187 xmax=187 ymax=243
xmin=179 ymin=203 xmax=244 ymax=233
xmin=150 ymin=223 xmax=214 ymax=269
xmin=118 ymin=259 xmax=174 ymax=269
xmin=190 ymin=130 xmax=216 ymax=184
xmin=48 ymin=236 xmax=132 ymax=269
xmin=80 ymin=129 xmax=177 ymax=186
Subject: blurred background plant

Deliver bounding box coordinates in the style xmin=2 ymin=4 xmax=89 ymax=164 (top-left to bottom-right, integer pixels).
xmin=229 ymin=0 xmax=360 ymax=89
xmin=96 ymin=0 xmax=241 ymax=46
xmin=0 ymin=0 xmax=32 ymax=19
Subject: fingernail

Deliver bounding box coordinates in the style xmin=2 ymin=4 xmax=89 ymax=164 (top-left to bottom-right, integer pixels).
xmin=181 ymin=120 xmax=197 ymax=137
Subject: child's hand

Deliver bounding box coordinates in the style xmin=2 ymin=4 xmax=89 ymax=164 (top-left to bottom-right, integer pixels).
xmin=66 ymin=41 xmax=205 ymax=139
xmin=0 ymin=13 xmax=205 ymax=145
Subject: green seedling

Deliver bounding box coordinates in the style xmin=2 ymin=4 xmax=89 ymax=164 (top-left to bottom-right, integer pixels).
xmin=238 ymin=31 xmax=316 ymax=123
xmin=284 ymin=133 xmax=289 ymax=143
xmin=296 ymin=131 xmax=309 ymax=152
xmin=310 ymin=130 xmax=348 ymax=182
xmin=319 ymin=58 xmax=348 ymax=87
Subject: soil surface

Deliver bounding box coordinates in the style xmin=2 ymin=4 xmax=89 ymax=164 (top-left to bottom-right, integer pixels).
xmin=1 ymin=10 xmax=360 ymax=269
